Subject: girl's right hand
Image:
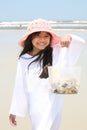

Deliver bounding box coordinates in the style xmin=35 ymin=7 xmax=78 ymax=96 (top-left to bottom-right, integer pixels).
xmin=9 ymin=114 xmax=17 ymax=126
xmin=60 ymin=35 xmax=72 ymax=47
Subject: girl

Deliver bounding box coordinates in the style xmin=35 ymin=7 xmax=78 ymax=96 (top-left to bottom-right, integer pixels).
xmin=9 ymin=19 xmax=85 ymax=130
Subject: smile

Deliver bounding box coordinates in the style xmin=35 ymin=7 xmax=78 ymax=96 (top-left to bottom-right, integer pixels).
xmin=38 ymin=42 xmax=46 ymax=46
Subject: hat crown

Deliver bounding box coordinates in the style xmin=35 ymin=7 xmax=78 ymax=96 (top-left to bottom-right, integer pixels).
xmin=19 ymin=19 xmax=60 ymax=47
xmin=28 ymin=19 xmax=52 ymax=32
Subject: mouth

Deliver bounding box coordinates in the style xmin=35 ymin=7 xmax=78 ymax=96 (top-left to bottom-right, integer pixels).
xmin=38 ymin=42 xmax=47 ymax=47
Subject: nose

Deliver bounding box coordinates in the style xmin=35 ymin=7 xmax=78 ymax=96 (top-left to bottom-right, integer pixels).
xmin=39 ymin=37 xmax=45 ymax=42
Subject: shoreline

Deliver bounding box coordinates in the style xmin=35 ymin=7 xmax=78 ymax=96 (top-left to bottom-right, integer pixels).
xmin=0 ymin=21 xmax=87 ymax=30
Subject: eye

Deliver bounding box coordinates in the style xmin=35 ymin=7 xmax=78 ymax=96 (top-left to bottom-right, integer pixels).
xmin=35 ymin=34 xmax=40 ymax=36
xmin=34 ymin=32 xmax=40 ymax=37
xmin=45 ymin=35 xmax=50 ymax=38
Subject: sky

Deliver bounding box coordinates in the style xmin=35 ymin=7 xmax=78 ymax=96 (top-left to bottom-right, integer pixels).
xmin=0 ymin=0 xmax=87 ymax=22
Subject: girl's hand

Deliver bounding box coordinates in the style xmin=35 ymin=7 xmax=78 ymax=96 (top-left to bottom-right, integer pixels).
xmin=9 ymin=114 xmax=17 ymax=126
xmin=60 ymin=35 xmax=72 ymax=47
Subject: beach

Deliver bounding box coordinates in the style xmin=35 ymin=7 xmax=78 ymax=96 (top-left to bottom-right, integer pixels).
xmin=0 ymin=23 xmax=87 ymax=130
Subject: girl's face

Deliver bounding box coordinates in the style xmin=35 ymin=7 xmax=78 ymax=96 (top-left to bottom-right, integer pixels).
xmin=31 ymin=31 xmax=51 ymax=54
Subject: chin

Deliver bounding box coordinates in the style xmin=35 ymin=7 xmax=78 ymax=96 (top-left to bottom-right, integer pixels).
xmin=39 ymin=47 xmax=46 ymax=50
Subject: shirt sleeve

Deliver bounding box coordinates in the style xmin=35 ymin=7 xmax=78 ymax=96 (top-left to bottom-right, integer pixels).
xmin=9 ymin=60 xmax=29 ymax=117
xmin=68 ymin=34 xmax=86 ymax=65
xmin=52 ymin=34 xmax=86 ymax=66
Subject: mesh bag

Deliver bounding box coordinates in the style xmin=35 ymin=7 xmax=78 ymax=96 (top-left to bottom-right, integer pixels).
xmin=48 ymin=65 xmax=81 ymax=94
xmin=48 ymin=47 xmax=81 ymax=94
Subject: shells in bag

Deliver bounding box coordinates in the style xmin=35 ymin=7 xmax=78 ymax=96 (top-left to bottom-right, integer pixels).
xmin=51 ymin=78 xmax=79 ymax=94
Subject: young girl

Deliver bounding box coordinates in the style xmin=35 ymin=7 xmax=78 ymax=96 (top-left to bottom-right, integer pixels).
xmin=9 ymin=19 xmax=85 ymax=130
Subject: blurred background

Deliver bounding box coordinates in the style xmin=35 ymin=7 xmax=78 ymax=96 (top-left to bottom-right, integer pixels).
xmin=0 ymin=0 xmax=87 ymax=129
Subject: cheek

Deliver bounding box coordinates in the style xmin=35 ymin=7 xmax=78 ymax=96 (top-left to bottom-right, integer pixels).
xmin=47 ymin=38 xmax=51 ymax=44
xmin=32 ymin=38 xmax=37 ymax=44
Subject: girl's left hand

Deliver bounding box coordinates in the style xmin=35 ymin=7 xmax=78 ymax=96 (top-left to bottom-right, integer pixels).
xmin=60 ymin=35 xmax=72 ymax=47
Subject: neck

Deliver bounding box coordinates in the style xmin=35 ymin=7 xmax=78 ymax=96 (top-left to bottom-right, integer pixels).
xmin=28 ymin=50 xmax=40 ymax=56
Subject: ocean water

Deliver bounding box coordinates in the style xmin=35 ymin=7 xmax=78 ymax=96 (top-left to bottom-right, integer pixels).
xmin=0 ymin=29 xmax=87 ymax=130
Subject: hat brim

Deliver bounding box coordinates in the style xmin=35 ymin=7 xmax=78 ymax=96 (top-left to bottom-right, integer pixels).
xmin=18 ymin=29 xmax=61 ymax=47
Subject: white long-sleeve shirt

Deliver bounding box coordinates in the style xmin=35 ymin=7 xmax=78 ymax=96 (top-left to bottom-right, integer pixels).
xmin=9 ymin=34 xmax=85 ymax=130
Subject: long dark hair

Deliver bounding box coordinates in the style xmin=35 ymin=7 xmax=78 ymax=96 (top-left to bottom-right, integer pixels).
xmin=19 ymin=31 xmax=53 ymax=78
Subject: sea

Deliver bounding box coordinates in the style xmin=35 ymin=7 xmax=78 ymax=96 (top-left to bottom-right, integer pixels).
xmin=0 ymin=21 xmax=87 ymax=130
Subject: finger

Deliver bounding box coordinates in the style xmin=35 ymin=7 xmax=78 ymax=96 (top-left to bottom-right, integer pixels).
xmin=10 ymin=120 xmax=17 ymax=126
xmin=9 ymin=115 xmax=17 ymax=126
xmin=65 ymin=41 xmax=70 ymax=47
xmin=60 ymin=41 xmax=67 ymax=47
xmin=61 ymin=41 xmax=70 ymax=47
